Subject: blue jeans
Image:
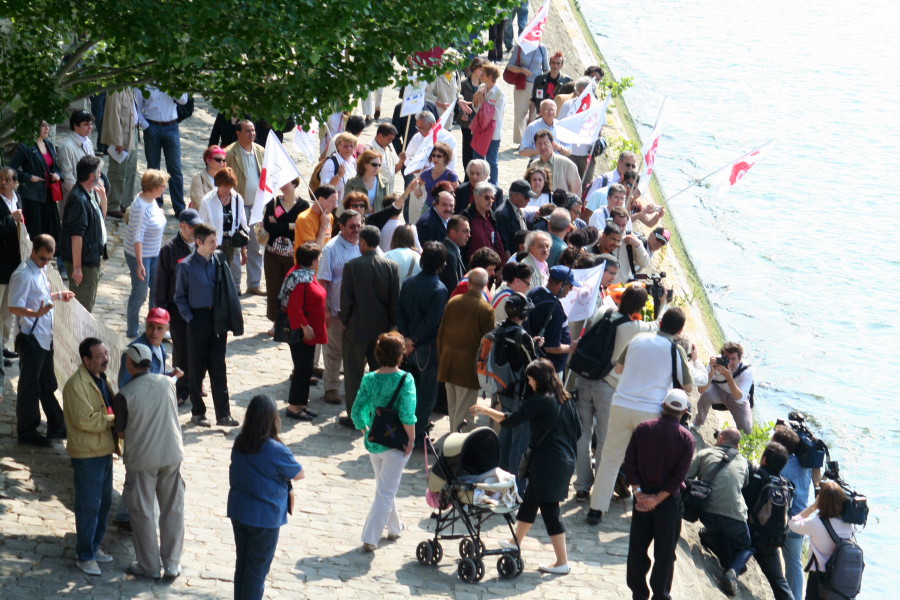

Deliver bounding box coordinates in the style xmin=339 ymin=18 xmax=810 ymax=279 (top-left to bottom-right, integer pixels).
xmin=782 ymin=531 xmax=805 ymax=600
xmin=71 ymin=455 xmax=113 ymax=561
xmin=473 ymin=140 xmax=500 ymax=185
xmin=504 ymin=2 xmax=529 ymax=49
xmin=232 ymin=520 xmax=280 ymax=600
xmin=143 ymin=122 xmax=185 ymax=213
xmin=124 ymin=253 xmax=158 ymax=337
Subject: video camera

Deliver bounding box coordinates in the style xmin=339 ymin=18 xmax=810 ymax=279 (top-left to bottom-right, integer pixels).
xmin=634 ymin=272 xmax=674 ymax=318
xmin=823 ymin=460 xmax=870 ymax=527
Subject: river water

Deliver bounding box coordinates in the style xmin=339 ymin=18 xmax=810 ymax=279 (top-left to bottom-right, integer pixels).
xmin=583 ymin=0 xmax=898 ymax=595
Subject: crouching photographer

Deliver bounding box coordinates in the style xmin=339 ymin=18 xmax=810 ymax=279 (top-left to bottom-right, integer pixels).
xmin=692 ymin=342 xmax=754 ymax=434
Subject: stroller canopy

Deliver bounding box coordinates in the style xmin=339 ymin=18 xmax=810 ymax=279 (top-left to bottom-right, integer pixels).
xmin=441 ymin=427 xmax=500 ymax=479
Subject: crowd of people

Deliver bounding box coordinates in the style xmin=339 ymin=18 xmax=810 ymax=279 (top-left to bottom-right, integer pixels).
xmin=0 ymin=6 xmax=862 ymax=600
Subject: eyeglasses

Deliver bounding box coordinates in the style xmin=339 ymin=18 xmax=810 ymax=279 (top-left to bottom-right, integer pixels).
xmin=347 ymin=224 xmax=362 ymax=230
xmin=481 ymin=195 xmax=495 ymax=201
xmin=212 ymin=157 xmax=226 ymax=163
xmin=369 ymin=163 xmax=382 ymax=168
xmin=624 ymin=162 xmax=636 ymax=168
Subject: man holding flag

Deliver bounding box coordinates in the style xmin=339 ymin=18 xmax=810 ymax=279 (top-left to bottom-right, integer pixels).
xmin=403 ymin=108 xmax=458 ymax=176
xmin=506 ymin=0 xmax=551 ymax=144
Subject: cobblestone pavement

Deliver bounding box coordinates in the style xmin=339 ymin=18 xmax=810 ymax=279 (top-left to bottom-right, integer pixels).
xmin=0 ymin=62 xmax=722 ymax=600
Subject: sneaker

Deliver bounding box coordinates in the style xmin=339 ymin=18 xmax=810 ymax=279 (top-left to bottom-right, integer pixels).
xmin=360 ymin=543 xmax=377 ymax=553
xmin=722 ymin=568 xmax=738 ymax=596
xmin=94 ymin=549 xmax=114 ymax=563
xmin=324 ymin=390 xmax=342 ymax=405
xmin=216 ymin=416 xmax=239 ymax=427
xmin=191 ymin=415 xmax=211 ymax=427
xmin=586 ymin=509 xmax=603 ymax=525
xmin=538 ymin=563 xmax=571 ymax=575
xmin=77 ymin=559 xmax=101 ymax=576
xmin=575 ymin=490 xmax=590 ymax=502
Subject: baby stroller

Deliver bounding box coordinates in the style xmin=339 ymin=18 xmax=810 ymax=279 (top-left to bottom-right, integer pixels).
xmin=417 ymin=425 xmax=525 ymax=583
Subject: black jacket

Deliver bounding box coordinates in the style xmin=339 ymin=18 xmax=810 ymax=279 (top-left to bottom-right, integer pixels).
xmin=415 ymin=207 xmax=447 ymax=245
xmin=494 ymin=199 xmax=527 ymax=256
xmin=439 ymin=237 xmax=466 ymax=293
xmin=213 ymin=251 xmax=244 ymax=336
xmin=60 ymin=185 xmax=104 ymax=267
xmin=0 ymin=195 xmax=21 ymax=283
xmin=9 ymin=141 xmax=61 ymax=204
xmin=454 ymin=181 xmax=504 ymax=215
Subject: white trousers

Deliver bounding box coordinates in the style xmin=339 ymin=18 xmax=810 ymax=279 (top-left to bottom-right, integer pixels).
xmin=361 ymin=449 xmax=410 ymax=545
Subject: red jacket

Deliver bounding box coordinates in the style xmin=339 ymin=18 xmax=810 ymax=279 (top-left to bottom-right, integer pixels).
xmin=286 ymin=274 xmax=328 ymax=345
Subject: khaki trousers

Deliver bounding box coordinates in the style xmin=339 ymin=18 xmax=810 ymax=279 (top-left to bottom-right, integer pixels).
xmin=124 ymin=463 xmax=185 ymax=576
xmin=445 ymin=383 xmax=479 ymax=433
xmin=323 ymin=316 xmax=344 ymax=393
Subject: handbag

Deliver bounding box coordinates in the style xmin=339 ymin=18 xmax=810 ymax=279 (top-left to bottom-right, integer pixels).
xmin=273 ymin=311 xmax=291 ymax=343
xmin=14 ymin=312 xmax=42 ymax=354
xmin=517 ymin=399 xmax=561 ymax=481
xmin=230 ymin=225 xmax=250 ymax=248
xmin=366 ymin=373 xmax=409 ymax=451
xmin=683 ymin=448 xmax=738 ymax=523
xmin=502 ymin=48 xmax=527 ymax=90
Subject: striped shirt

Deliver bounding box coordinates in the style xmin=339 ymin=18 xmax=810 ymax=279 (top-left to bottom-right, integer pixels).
xmin=125 ymin=196 xmax=167 ymax=258
xmin=317 ymin=234 xmax=360 ymax=316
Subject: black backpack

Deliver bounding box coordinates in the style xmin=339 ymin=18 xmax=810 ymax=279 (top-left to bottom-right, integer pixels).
xmin=748 ymin=473 xmax=795 ymax=547
xmin=569 ymin=309 xmax=631 ymax=380
xmin=809 ymin=517 xmax=864 ymax=600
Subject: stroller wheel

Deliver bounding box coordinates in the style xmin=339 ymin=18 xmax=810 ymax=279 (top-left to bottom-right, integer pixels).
xmin=430 ymin=540 xmax=443 ymax=564
xmin=459 ymin=537 xmax=485 ymax=559
xmin=416 ymin=541 xmax=434 ymax=566
xmin=458 ymin=557 xmax=485 ymax=583
xmin=516 ymin=555 xmax=525 ymax=575
xmin=497 ymin=554 xmax=519 ymax=579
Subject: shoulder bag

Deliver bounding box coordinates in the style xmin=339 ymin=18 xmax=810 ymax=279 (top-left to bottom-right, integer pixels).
xmin=683 ymin=448 xmax=738 ymax=522
xmin=367 ymin=373 xmax=410 ymax=451
xmin=503 ymin=48 xmax=527 ymax=90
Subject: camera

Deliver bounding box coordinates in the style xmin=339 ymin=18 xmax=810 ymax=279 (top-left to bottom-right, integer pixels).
xmin=715 ymin=355 xmax=729 ymax=367
xmin=822 ymin=460 xmax=869 ymax=526
xmin=777 ymin=413 xmax=828 ymax=469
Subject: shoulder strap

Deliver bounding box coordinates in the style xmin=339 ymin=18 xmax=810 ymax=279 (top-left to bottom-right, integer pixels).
xmin=733 ymin=364 xmax=750 ymax=377
xmin=703 ymin=447 xmax=738 ymax=484
xmin=671 ymin=341 xmax=681 ymax=389
xmin=820 ymin=515 xmax=845 ymax=545
xmin=386 ymin=373 xmax=408 ymax=411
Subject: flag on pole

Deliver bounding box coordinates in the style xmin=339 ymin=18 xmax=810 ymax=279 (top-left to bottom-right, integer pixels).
xmin=707 ymin=140 xmax=775 ymax=197
xmin=555 ymin=94 xmax=611 ymax=146
xmin=573 ymin=82 xmax=596 ymax=114
xmin=292 ymin=118 xmax=319 ymax=164
xmin=400 ymin=80 xmax=427 ymax=117
xmin=638 ymin=98 xmax=666 ymax=195
xmin=517 ymin=0 xmax=551 ymax=54
xmin=403 ymin=103 xmax=454 ymax=175
xmin=250 ymin=130 xmax=302 ymax=225
xmin=559 ymin=262 xmax=606 ymax=323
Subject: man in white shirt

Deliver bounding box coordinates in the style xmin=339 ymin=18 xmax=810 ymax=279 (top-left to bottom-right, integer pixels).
xmin=584 ymin=150 xmax=638 ymax=201
xmin=368 ymin=123 xmax=404 ymax=195
xmin=404 ymin=111 xmax=458 ymax=174
xmin=518 ymin=99 xmax=571 ymax=158
xmin=693 ymin=342 xmax=755 ymax=434
xmin=136 ymin=86 xmax=188 ymax=215
xmin=224 ymin=120 xmax=265 ymax=295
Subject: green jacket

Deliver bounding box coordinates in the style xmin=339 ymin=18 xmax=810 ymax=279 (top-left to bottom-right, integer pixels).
xmin=63 ymin=365 xmax=116 ymax=458
xmin=687 ymin=444 xmax=749 ymax=521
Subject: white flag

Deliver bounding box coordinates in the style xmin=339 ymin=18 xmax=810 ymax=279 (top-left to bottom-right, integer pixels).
xmin=250 ymin=130 xmax=302 ymax=225
xmin=400 ymin=81 xmax=427 ymax=118
xmin=638 ymin=98 xmax=666 ymax=195
xmin=555 ymin=94 xmax=611 ymax=146
xmin=707 ymin=140 xmax=775 ymax=197
xmin=517 ymin=0 xmax=551 ymax=54
xmin=403 ymin=103 xmax=454 ymax=175
xmin=292 ymin=118 xmax=319 ymax=164
xmin=559 ymin=263 xmax=606 ymax=323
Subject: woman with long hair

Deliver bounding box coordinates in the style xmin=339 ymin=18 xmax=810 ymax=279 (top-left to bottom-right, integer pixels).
xmin=228 ymin=395 xmax=304 ymax=600
xmin=525 ymin=164 xmax=552 ymax=210
xmin=383 ymin=224 xmax=422 ymax=285
xmin=351 ymin=332 xmax=417 ymax=552
xmin=470 ymin=358 xmax=581 ymax=575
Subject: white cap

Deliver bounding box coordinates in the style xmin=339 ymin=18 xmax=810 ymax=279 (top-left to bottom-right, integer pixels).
xmin=126 ymin=343 xmax=152 ymax=368
xmin=663 ymin=389 xmax=689 ymax=412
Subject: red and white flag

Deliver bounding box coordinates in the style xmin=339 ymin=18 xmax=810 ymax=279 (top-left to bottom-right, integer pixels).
xmin=707 ymin=140 xmax=775 ymax=197
xmin=292 ymin=118 xmax=319 ymax=164
xmin=250 ymin=130 xmax=302 ymax=225
xmin=403 ymin=103 xmax=454 ymax=175
xmin=517 ymin=0 xmax=551 ymax=54
xmin=555 ymin=94 xmax=611 ymax=146
xmin=638 ymin=98 xmax=666 ymax=194
xmin=573 ymin=83 xmax=595 ymax=114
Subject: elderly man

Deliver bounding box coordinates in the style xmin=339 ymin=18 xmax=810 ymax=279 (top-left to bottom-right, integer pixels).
xmin=224 ymin=120 xmax=266 ymax=295
xmin=405 ymin=111 xmax=458 ymax=174
xmin=113 ymin=344 xmax=185 ymax=580
xmin=547 ymin=208 xmax=571 ymax=266
xmin=530 ymin=130 xmax=581 ymax=195
xmin=101 ymin=88 xmax=141 ymax=218
xmin=60 ymin=155 xmax=107 ymax=312
xmin=416 ymin=190 xmax=455 ymax=245
xmin=318 ymin=210 xmax=363 ymax=405
xmin=439 ymin=215 xmax=470 ymax=293
xmin=519 ymin=99 xmax=571 ymax=158
xmin=136 ymin=86 xmax=188 ymax=215
xmin=63 ymin=337 xmax=116 ymax=576
xmin=521 ymin=230 xmax=552 ymax=289
xmin=462 ymin=181 xmax=506 ymax=262
xmin=495 ymin=179 xmax=535 ymax=254
xmin=8 ymin=235 xmax=76 ymax=446
xmin=339 ymin=225 xmax=400 ymax=428
xmin=437 ymin=268 xmax=495 ymax=432
xmin=368 ymin=123 xmax=404 ymax=195
xmin=454 ymin=159 xmax=503 ymax=214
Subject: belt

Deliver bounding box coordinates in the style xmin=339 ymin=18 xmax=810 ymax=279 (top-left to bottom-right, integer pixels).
xmin=193 ymin=306 xmax=213 ymax=311
xmin=147 ymin=119 xmax=177 ymax=127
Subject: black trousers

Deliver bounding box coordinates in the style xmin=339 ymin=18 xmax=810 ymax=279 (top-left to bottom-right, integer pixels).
xmin=341 ymin=333 xmax=379 ymax=415
xmin=753 ymin=544 xmax=795 ymax=600
xmin=288 ymin=341 xmax=316 ymax=407
xmin=487 ymin=20 xmax=507 ymax=61
xmin=461 ymin=127 xmax=474 ymax=175
xmin=16 ymin=336 xmax=64 ymax=439
xmin=627 ymin=494 xmax=682 ymax=600
xmin=167 ymin=303 xmax=189 ymax=400
xmin=186 ymin=308 xmax=230 ymax=420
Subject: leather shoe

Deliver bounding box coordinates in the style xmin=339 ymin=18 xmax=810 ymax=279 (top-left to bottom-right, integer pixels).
xmin=217 ymin=416 xmax=239 ymax=427
xmin=285 ymin=409 xmax=314 ymax=422
xmin=324 ymin=390 xmax=342 ymax=405
xmin=2 ymin=348 xmax=17 ymax=359
xmin=246 ymin=286 xmax=266 ymax=296
xmin=586 ymin=509 xmax=603 ymax=525
xmin=191 ymin=415 xmax=211 ymax=427
xmin=3 ymin=358 xmax=11 ymax=367
xmin=301 ymin=408 xmax=318 ymax=418
xmin=19 ymin=435 xmax=51 ymax=448
xmin=337 ymin=416 xmax=356 ymax=429
xmin=107 ymin=210 xmax=125 ymax=219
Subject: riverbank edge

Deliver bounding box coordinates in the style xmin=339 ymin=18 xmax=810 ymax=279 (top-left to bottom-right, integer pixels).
xmin=562 ymin=0 xmax=726 ymax=349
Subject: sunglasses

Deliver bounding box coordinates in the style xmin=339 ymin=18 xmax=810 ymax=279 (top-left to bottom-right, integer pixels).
xmin=212 ymin=157 xmax=226 ymax=163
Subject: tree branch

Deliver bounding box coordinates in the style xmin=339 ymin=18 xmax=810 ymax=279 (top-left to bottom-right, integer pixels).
xmin=57 ymin=39 xmax=97 ymax=80
xmin=60 ymin=60 xmax=159 ymax=89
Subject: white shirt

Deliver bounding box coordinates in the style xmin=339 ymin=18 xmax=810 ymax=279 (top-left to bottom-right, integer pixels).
xmin=320 ymin=153 xmax=356 ymax=199
xmin=240 ymin=147 xmax=260 ymax=207
xmin=1 ymin=192 xmax=18 ymax=214
xmin=135 ymin=87 xmax=188 ymax=126
xmin=75 ymin=132 xmax=94 ymax=157
xmin=612 ymin=332 xmax=691 ymax=412
xmin=710 ymin=363 xmax=754 ymax=404
xmin=406 ymin=129 xmax=458 ymax=174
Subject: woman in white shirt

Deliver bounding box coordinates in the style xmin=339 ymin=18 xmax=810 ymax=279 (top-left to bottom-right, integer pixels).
xmin=189 ymin=145 xmax=226 ymax=209
xmin=788 ymin=481 xmax=856 ymax=600
xmin=525 ymin=164 xmax=553 ymax=215
xmin=124 ymin=169 xmax=170 ymax=337
xmin=198 ymin=167 xmax=248 ymax=291
xmin=383 ymin=225 xmax=421 ymax=286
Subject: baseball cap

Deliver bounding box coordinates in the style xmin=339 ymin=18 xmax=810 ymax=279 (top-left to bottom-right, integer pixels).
xmin=509 ymin=179 xmax=537 ymax=198
xmin=126 ymin=343 xmax=153 ymax=368
xmin=147 ymin=307 xmax=171 ymax=324
xmin=178 ymin=208 xmax=203 ymax=226
xmin=663 ymin=389 xmax=689 ymax=412
xmin=548 ymin=265 xmax=581 ymax=287
xmin=654 ymin=228 xmax=671 ymax=245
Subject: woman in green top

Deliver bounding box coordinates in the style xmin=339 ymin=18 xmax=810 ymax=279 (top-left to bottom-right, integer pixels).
xmin=351 ymin=331 xmax=417 ymax=552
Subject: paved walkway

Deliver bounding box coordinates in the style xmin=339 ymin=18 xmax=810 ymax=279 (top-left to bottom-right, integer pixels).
xmin=0 ymin=39 xmax=760 ymax=599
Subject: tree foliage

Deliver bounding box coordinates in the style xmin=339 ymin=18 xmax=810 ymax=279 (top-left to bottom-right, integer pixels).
xmin=0 ymin=0 xmax=517 ymax=146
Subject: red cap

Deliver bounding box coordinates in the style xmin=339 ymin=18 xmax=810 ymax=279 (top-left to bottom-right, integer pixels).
xmin=147 ymin=307 xmax=171 ymax=324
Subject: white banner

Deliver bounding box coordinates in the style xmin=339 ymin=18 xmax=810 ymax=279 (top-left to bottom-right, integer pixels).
xmin=555 ymin=94 xmax=611 ymax=146
xmin=292 ymin=118 xmax=320 ymax=164
xmin=517 ymin=0 xmax=551 ymax=54
xmin=707 ymin=140 xmax=775 ymax=197
xmin=559 ymin=263 xmax=605 ymax=323
xmin=400 ymin=81 xmax=427 ymax=118
xmin=250 ymin=130 xmax=302 ymax=225
xmin=638 ymin=98 xmax=666 ymax=195
xmin=403 ymin=103 xmax=454 ymax=175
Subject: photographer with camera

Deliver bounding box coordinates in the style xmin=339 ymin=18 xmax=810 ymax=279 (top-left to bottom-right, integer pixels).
xmin=692 ymin=342 xmax=754 ymax=434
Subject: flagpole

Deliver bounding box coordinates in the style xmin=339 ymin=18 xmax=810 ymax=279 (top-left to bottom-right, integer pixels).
xmin=664 ymin=162 xmax=733 ymax=203
xmin=401 ymin=117 xmax=412 ymax=154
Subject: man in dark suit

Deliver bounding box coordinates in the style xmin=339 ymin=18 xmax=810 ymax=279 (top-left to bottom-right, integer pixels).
xmin=439 ymin=215 xmax=470 ymax=293
xmin=340 ymin=225 xmax=400 ymax=427
xmin=416 ymin=190 xmax=454 ymax=245
xmin=0 ymin=168 xmax=24 ymax=371
xmin=495 ymin=179 xmax=535 ymax=254
xmin=453 ymin=159 xmax=504 ymax=214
